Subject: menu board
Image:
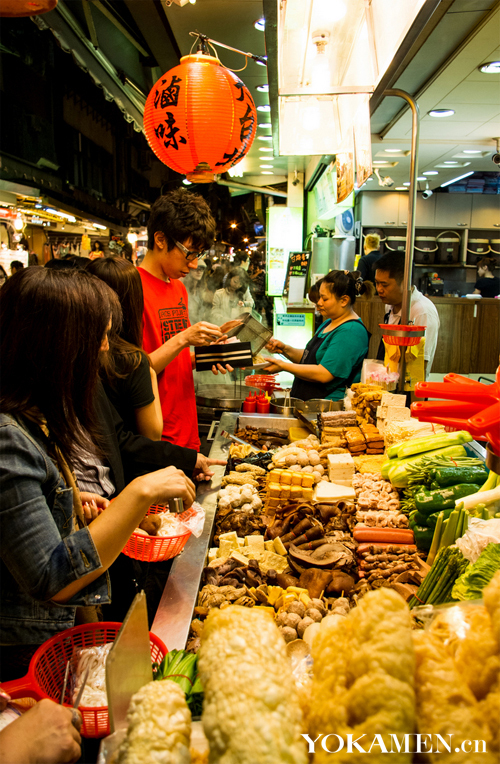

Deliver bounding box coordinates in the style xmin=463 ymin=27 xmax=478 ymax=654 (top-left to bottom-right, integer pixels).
xmin=354 ymin=95 xmax=373 ymax=188
xmin=336 ymin=127 xmax=355 ymax=204
xmin=283 ymin=251 xmax=311 ymax=298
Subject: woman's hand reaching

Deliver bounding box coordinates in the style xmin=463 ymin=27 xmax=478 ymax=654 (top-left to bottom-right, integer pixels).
xmin=266 ymin=337 xmax=286 ymax=354
xmin=142 ymin=465 xmax=196 ymax=509
xmin=80 ymin=492 xmax=109 ymax=524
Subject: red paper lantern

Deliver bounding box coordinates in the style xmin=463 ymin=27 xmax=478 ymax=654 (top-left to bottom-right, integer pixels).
xmin=0 ymin=0 xmax=57 ymax=17
xmin=143 ymin=53 xmax=258 ymax=183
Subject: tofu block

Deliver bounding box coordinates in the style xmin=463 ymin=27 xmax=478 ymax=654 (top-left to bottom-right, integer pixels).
xmin=290 ymin=472 xmax=302 ymax=486
xmin=219 ymin=531 xmax=239 ymax=546
xmin=267 ymin=497 xmax=281 ymax=508
xmin=273 ymin=537 xmax=287 ymax=556
xmin=208 ymin=547 xmax=218 ymax=562
xmin=290 ymin=485 xmax=303 ymax=500
xmin=269 ymin=482 xmax=281 ymax=498
xmin=380 ymin=393 xmax=406 ymax=408
xmin=237 ymin=537 xmax=244 ymax=547
xmin=385 ymin=406 xmax=411 ymax=421
xmin=314 ymin=480 xmax=356 ymax=502
xmin=245 ymin=535 xmax=265 ymax=551
xmin=268 ymin=469 xmax=282 ymax=483
xmin=218 ymin=539 xmax=235 ymax=557
xmin=258 ymin=550 xmax=289 ymax=574
xmin=281 ymin=471 xmax=292 ymax=485
xmin=280 ymin=485 xmax=291 ymax=500
xmin=264 ymin=540 xmax=275 ymax=552
xmin=229 ymin=550 xmax=252 ymax=566
xmin=302 ymin=487 xmax=314 ymax=502
xmin=301 ymin=473 xmax=314 ymax=488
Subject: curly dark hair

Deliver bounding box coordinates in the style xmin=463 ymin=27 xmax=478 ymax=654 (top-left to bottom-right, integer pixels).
xmin=147 ymin=188 xmax=215 ymax=251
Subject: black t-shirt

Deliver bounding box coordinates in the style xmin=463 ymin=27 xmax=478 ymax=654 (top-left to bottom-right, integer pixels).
xmin=102 ymin=351 xmax=155 ymax=435
xmin=358 ymin=250 xmax=382 ymax=284
xmin=474 ymin=277 xmax=500 ymax=298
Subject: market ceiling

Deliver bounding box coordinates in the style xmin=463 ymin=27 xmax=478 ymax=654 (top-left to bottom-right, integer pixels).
xmin=34 ymin=0 xmax=500 ymax=193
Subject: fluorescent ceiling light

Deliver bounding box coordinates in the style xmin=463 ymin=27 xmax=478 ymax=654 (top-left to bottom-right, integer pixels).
xmin=260 ymin=164 xmax=273 ymax=168
xmin=417 ymin=176 xmax=426 ymax=181
xmin=261 ymin=171 xmax=273 ymax=175
xmin=257 ymin=104 xmax=271 ymax=112
xmin=93 ymin=223 xmax=107 ymax=230
xmin=256 ymin=84 xmax=269 ymax=92
xmin=395 ymin=187 xmax=408 ymax=191
xmin=403 ymin=182 xmax=410 ymax=186
xmin=254 ymin=18 xmax=265 ymax=31
xmin=384 ymin=149 xmax=402 ymax=153
xmin=257 ymin=135 xmax=272 ymax=141
xmin=440 ymin=171 xmax=474 ymax=188
xmin=428 ymin=109 xmax=455 ymax=117
xmin=423 ymin=171 xmax=438 ymax=175
xmin=259 ymin=147 xmax=273 ymax=151
xmin=366 ymin=178 xmax=374 ymax=182
xmin=479 ymin=61 xmax=500 ymax=74
xmin=462 ymin=150 xmax=482 ymax=154
xmin=258 ymin=122 xmax=271 ymax=129
xmin=443 ymin=161 xmax=458 ymax=165
xmin=373 ymin=161 xmax=389 ymax=165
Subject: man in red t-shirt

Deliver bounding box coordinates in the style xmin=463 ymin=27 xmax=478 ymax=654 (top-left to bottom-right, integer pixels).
xmin=139 ymin=189 xmax=232 ymax=454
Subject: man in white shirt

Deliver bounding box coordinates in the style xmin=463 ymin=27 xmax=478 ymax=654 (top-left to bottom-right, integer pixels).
xmin=375 ymin=251 xmax=440 ymax=377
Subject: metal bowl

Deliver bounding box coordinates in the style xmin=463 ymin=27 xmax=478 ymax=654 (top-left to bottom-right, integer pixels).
xmin=270 ymin=396 xmax=303 ymax=416
xmin=300 ymin=399 xmax=343 ymax=413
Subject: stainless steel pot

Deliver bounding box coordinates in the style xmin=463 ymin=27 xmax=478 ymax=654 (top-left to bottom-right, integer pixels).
xmin=300 ymin=399 xmax=343 ymax=413
xmin=270 ymin=396 xmax=303 ymax=416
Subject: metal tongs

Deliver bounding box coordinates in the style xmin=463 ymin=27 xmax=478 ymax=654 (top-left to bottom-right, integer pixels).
xmin=220 ymin=430 xmax=260 ymax=453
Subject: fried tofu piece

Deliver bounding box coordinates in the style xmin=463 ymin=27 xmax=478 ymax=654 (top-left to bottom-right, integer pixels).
xmin=413 ymin=631 xmax=497 ymax=763
xmin=308 ymin=588 xmax=416 ymax=763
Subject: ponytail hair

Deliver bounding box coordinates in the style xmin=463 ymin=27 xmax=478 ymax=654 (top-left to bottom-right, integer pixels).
xmin=322 ymin=270 xmax=374 ymax=304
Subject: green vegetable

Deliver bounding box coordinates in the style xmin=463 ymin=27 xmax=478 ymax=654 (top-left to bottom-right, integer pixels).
xmin=457 ymin=484 xmax=500 ymax=512
xmin=413 ymin=524 xmax=434 ymax=551
xmin=386 ymin=445 xmax=468 ymax=488
xmin=451 ymin=543 xmax=500 ymax=601
xmin=414 ymin=483 xmax=481 ymax=515
xmin=426 ymin=511 xmax=444 ymax=566
xmin=439 ymin=508 xmax=460 ymax=549
xmin=479 ymin=470 xmax=498 ymax=492
xmin=414 ymin=511 xmax=431 ymax=527
xmin=395 ymin=431 xmax=472 ymax=461
xmin=153 ymin=649 xmax=203 ymax=714
xmin=424 ymin=508 xmax=454 ymax=528
xmin=406 ymin=455 xmax=484 ymax=488
xmin=428 ymin=466 xmax=488 ymax=488
xmin=409 ymin=546 xmax=468 ymax=609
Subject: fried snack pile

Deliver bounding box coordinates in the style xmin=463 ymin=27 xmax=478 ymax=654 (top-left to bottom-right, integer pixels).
xmin=198 ymin=605 xmax=307 ymax=764
xmin=308 ymin=588 xmax=416 ymax=763
xmin=413 ymin=631 xmax=497 ymax=764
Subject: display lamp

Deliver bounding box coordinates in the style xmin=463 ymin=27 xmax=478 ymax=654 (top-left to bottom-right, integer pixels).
xmin=411 ymin=369 xmax=500 ymax=466
xmin=143 ymin=34 xmax=258 ymax=183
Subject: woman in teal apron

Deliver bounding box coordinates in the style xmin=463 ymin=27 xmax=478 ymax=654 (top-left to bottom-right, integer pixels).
xmin=264 ymin=271 xmax=370 ymax=401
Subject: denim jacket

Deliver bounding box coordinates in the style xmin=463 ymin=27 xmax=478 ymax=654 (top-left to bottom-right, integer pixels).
xmin=0 ymin=413 xmax=110 ymax=646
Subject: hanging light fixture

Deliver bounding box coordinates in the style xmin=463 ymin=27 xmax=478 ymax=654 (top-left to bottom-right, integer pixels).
xmin=143 ymin=35 xmax=257 ymax=183
xmin=0 ymin=0 xmax=56 ymax=16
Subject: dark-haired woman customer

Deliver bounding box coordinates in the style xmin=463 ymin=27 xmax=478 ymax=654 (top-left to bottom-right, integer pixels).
xmin=264 ymin=271 xmax=370 ymax=401
xmin=0 ymin=268 xmax=195 ymax=679
xmin=86 ymin=256 xmax=163 ymax=440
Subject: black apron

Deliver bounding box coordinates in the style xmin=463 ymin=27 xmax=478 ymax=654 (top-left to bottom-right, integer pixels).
xmin=291 ymin=320 xmax=370 ymax=401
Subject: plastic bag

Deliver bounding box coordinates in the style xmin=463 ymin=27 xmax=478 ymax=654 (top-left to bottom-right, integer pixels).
xmin=360 ymin=358 xmax=399 ymax=389
xmin=71 ymin=643 xmax=113 ymax=707
xmin=156 ymin=502 xmax=205 ymax=539
xmin=455 ymin=518 xmax=500 ymax=563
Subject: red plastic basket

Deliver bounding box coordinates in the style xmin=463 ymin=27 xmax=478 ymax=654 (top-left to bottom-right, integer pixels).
xmin=0 ymin=622 xmax=166 ymax=738
xmin=245 ymin=374 xmax=282 ymax=394
xmin=379 ymin=324 xmax=426 ymax=346
xmin=122 ymin=504 xmax=192 ymax=563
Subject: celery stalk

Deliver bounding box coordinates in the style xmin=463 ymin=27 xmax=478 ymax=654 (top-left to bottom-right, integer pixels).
xmin=479 ymin=470 xmax=498 ymax=493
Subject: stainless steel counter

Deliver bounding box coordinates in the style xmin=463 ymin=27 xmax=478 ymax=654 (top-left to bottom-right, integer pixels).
xmin=151 ymin=411 xmax=295 ymax=649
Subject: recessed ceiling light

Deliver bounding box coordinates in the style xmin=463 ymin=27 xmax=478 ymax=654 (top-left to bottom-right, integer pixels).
xmin=428 ymin=109 xmax=455 ymax=118
xmin=443 ymin=161 xmax=458 ymax=165
xmin=256 ymin=84 xmax=269 ymax=92
xmin=261 ymin=171 xmax=273 ymax=175
xmin=462 ymin=150 xmax=482 ymax=154
xmin=257 ymin=104 xmax=271 ymax=112
xmin=254 ymin=17 xmax=265 ymax=31
xmin=258 ymin=122 xmax=271 ymax=129
xmin=479 ymin=61 xmax=500 ymax=74
xmin=403 ymin=182 xmax=411 ymax=186
xmin=417 ymin=176 xmax=427 ymax=181
xmin=257 ymin=135 xmax=272 ymax=141
xmin=259 ymin=147 xmax=273 ymax=151
xmin=423 ymin=171 xmax=439 ymax=175
xmin=373 ymin=161 xmax=389 ymax=165
xmin=395 ymin=187 xmax=408 ymax=190
xmin=384 ymin=149 xmax=402 ymax=153
xmin=260 ymin=164 xmax=273 ymax=168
